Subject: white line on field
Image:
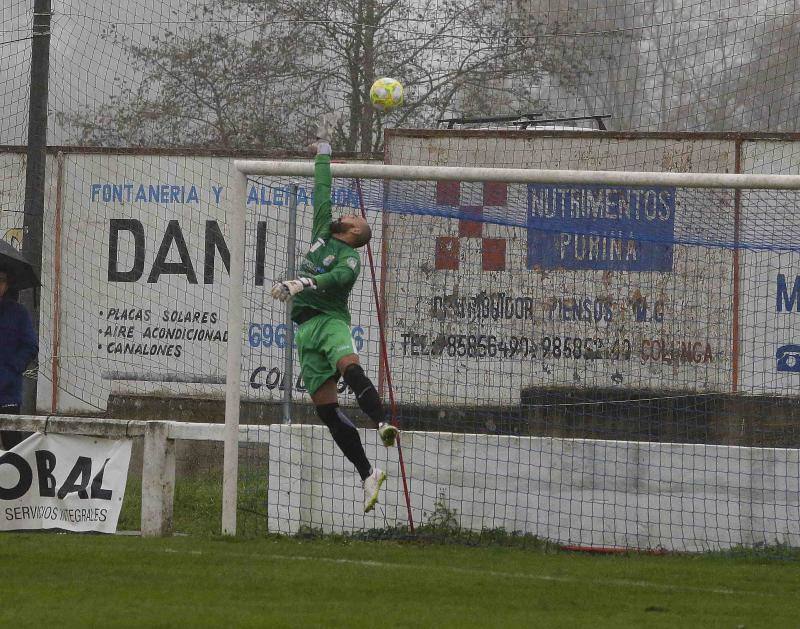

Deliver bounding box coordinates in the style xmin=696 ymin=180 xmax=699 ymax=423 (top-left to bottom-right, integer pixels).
xmin=157 ymin=547 xmax=763 ymax=597
xmin=264 ymin=553 xmax=745 ymax=596
xmin=164 ymin=548 xmax=202 ymax=555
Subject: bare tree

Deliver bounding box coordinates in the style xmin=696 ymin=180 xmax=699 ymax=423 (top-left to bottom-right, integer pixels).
xmin=275 ymin=0 xmax=575 ymax=151
xmin=58 ymin=1 xmax=321 ymax=148
xmin=608 ymin=3 xmax=800 ymax=132
xmin=54 ymin=0 xmax=800 ymax=146
xmin=493 ymin=1 xmax=647 ymax=130
xmin=736 ymin=11 xmax=800 ymax=131
xmin=506 ymin=1 xmax=800 ymax=133
xmin=59 ymin=0 xmax=606 ymax=151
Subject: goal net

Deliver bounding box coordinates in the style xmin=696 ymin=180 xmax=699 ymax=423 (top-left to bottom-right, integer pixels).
xmin=230 ymin=133 xmax=800 ymax=551
xmin=4 ymin=0 xmax=800 ymax=547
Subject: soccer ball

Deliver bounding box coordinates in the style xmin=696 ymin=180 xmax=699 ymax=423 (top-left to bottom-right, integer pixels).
xmin=370 ymin=77 xmax=404 ymax=112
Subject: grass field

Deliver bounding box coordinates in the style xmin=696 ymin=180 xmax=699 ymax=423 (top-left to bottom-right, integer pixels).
xmin=2 ymin=532 xmax=799 ymax=628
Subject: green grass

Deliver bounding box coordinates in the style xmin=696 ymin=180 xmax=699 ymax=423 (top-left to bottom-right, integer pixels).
xmin=1 ymin=533 xmax=798 ymax=628
xmin=97 ymin=475 xmax=800 ymax=626
xmin=118 ymin=471 xmax=267 ymax=537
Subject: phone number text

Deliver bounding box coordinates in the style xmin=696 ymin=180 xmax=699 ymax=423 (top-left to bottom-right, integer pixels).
xmin=400 ymin=333 xmax=633 ymax=360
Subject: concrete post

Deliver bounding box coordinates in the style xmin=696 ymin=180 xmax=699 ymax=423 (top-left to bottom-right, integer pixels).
xmin=141 ymin=421 xmax=175 ymax=536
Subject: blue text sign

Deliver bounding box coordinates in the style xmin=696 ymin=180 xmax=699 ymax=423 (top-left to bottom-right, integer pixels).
xmin=527 ymin=184 xmax=675 ymax=271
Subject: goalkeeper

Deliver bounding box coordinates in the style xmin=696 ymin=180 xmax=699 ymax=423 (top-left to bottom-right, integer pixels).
xmin=271 ymin=120 xmax=398 ymax=513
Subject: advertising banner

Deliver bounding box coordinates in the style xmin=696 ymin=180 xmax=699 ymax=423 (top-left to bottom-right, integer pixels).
xmin=738 ymin=140 xmax=800 ymax=394
xmin=0 ymin=433 xmax=131 ymax=533
xmin=35 ymin=154 xmax=381 ymax=413
xmin=1 ymin=136 xmax=797 ymax=413
xmin=526 ymin=184 xmax=675 ymax=272
xmin=384 ymin=134 xmax=736 ymax=404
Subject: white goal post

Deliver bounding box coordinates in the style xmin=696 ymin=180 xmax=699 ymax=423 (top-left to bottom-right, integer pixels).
xmin=222 ymin=160 xmax=800 ymax=536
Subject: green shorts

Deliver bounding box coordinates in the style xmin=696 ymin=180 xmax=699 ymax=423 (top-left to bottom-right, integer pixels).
xmin=296 ymin=314 xmax=357 ymax=395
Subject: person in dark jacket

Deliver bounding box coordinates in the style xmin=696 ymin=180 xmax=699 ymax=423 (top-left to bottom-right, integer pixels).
xmin=0 ymin=266 xmax=38 ymax=449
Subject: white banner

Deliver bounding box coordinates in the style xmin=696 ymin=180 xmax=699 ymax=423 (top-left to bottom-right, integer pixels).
xmin=0 ymin=433 xmax=131 ymax=533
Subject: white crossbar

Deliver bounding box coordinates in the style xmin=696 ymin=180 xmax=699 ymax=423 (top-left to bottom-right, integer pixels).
xmin=234 ymin=160 xmax=800 ymax=190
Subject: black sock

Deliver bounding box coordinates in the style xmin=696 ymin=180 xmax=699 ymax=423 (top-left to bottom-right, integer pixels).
xmin=316 ymin=403 xmax=372 ymax=481
xmin=342 ymin=364 xmax=386 ymax=427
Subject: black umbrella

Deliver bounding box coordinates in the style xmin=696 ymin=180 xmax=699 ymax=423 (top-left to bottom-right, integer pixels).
xmin=0 ymin=240 xmax=40 ymax=291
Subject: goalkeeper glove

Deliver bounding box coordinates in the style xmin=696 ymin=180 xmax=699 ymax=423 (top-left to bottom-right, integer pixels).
xmin=271 ymin=277 xmax=316 ymax=302
xmin=307 ymin=112 xmax=338 ymax=154
xmin=308 ymin=141 xmax=331 ymax=156
xmin=315 ymin=113 xmax=336 ymax=142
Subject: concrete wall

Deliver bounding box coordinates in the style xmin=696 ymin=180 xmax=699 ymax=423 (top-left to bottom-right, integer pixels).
xmin=267 ymin=424 xmax=800 ymax=551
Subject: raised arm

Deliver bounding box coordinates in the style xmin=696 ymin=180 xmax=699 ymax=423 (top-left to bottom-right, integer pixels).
xmin=311 ymin=146 xmax=332 ymax=242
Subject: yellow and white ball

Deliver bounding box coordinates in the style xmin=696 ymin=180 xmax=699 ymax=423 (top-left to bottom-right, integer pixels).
xmin=370 ymin=77 xmax=404 ymax=112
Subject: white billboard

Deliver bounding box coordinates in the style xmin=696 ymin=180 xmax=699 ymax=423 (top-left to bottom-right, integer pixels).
xmin=738 ymin=140 xmax=800 ymax=395
xmin=36 ymin=153 xmax=381 ymax=414
xmin=384 ymin=133 xmax=737 ymax=405
xmin=0 ymin=136 xmax=797 ymax=414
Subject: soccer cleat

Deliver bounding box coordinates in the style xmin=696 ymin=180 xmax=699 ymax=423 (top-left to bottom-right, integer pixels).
xmin=378 ymin=422 xmax=399 ymax=447
xmin=363 ymin=467 xmax=387 ymax=513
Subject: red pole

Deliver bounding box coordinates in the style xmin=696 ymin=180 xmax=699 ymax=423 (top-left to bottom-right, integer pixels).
xmin=355 ymin=177 xmax=415 ymax=532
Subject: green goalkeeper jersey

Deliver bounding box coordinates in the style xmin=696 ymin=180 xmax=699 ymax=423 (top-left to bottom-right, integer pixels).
xmin=291 ymin=154 xmax=361 ymax=326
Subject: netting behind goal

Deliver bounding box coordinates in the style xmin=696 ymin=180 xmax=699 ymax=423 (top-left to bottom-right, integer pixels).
xmin=240 ymin=132 xmax=800 ymax=551
xmin=0 ymin=0 xmax=31 ymax=253
xmin=3 ymin=0 xmax=800 ymax=548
